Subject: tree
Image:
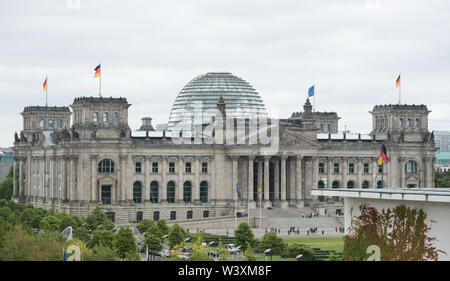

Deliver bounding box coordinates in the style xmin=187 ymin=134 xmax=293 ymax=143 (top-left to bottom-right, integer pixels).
xmin=286 ymin=244 xmax=315 ymax=260
xmin=143 ymin=233 xmax=163 ymax=253
xmin=435 ymin=170 xmax=450 ymax=187
xmin=0 ymin=166 xmax=13 ymax=201
xmin=157 ymin=219 xmax=170 ymax=236
xmin=136 ymin=219 xmax=155 ymax=235
xmin=88 ymin=229 xmax=115 ymax=249
xmin=39 ymin=215 xmax=62 ymax=233
xmin=168 ymin=224 xmax=186 ymax=248
xmin=85 ymin=206 xmax=114 ymax=231
xmin=216 ymin=239 xmax=230 ymax=261
xmin=85 ymin=245 xmax=120 ymax=261
xmin=187 ymin=233 xmax=212 ymax=261
xmin=243 ymin=242 xmax=256 ymax=261
xmin=343 ymin=204 xmax=446 ymax=261
xmin=234 ymin=222 xmax=255 ymax=251
xmin=113 ymin=226 xmax=138 ymax=260
xmin=261 ymin=233 xmax=286 ymax=256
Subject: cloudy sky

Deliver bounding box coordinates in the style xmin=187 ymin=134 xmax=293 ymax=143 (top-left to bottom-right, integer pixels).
xmin=1 ymin=0 xmax=449 ymax=147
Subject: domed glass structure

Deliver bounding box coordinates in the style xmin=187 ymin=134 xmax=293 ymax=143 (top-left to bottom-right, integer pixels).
xmin=167 ymin=72 xmax=267 ymax=132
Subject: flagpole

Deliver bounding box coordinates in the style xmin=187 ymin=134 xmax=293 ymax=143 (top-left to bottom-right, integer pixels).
xmin=398 ymin=72 xmax=401 ymax=104
xmin=46 ymin=75 xmax=48 ymax=107
xmin=99 ymin=61 xmax=102 ymax=97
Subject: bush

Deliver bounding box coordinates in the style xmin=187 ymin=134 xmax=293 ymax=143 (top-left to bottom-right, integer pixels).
xmin=286 ymin=244 xmax=315 ymax=260
xmin=85 ymin=245 xmax=119 ymax=261
xmin=260 ymin=233 xmax=286 ymax=256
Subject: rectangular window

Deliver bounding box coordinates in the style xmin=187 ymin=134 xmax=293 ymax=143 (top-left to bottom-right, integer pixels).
xmin=333 ymin=163 xmax=340 ymax=173
xmin=105 ymin=212 xmax=115 ymax=222
xmin=170 ymin=211 xmax=176 ymax=221
xmin=319 ymin=163 xmax=325 ymax=174
xmin=187 ymin=211 xmax=193 ymax=219
xmin=101 ymin=185 xmax=111 ymax=204
xmin=136 ymin=212 xmax=143 ymax=222
xmin=348 ymin=163 xmax=354 ymax=173
xmin=152 ymin=162 xmax=158 ymax=173
xmin=169 ymin=162 xmax=175 ymax=173
xmin=378 ymin=165 xmax=383 ymax=173
xmin=203 ymin=211 xmax=209 ymax=218
xmin=185 ymin=162 xmax=192 ymax=173
xmin=153 ymin=211 xmax=160 ymax=221
xmin=202 ymin=162 xmax=208 ymax=173
xmin=135 ymin=162 xmax=142 ymax=173
xmin=364 ymin=163 xmax=369 ymax=174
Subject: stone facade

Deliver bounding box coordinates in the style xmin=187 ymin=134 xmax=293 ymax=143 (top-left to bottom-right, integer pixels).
xmin=12 ymin=94 xmax=437 ymax=225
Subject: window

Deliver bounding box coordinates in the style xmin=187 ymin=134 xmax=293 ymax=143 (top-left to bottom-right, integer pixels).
xmin=187 ymin=211 xmax=193 ymax=219
xmin=48 ymin=119 xmax=53 ymax=128
xmin=348 ymin=163 xmax=355 ymax=173
xmin=135 ymin=162 xmax=142 ymax=173
xmin=333 ymin=163 xmax=340 ymax=173
xmin=57 ymin=120 xmax=62 ymax=129
xmin=93 ymin=112 xmax=98 ymax=122
xmin=332 ymin=181 xmax=340 ymax=189
xmin=167 ymin=181 xmax=175 ymax=203
xmin=101 ymin=185 xmax=111 ymax=204
xmin=399 ymin=118 xmax=403 ymax=128
xmin=133 ymin=181 xmax=142 ymax=203
xmin=406 ymin=161 xmax=417 ymax=174
xmin=203 ymin=211 xmax=209 ymax=218
xmin=150 ymin=181 xmax=159 ymax=203
xmin=98 ymin=159 xmax=115 ymax=173
xmin=363 ymin=163 xmax=369 ymax=173
xmin=170 ymin=211 xmax=176 ymax=221
xmin=200 ymin=181 xmax=208 ymax=203
xmin=327 ymin=124 xmax=331 ymax=133
xmin=105 ymin=212 xmax=115 ymax=222
xmin=407 ymin=118 xmax=411 ymax=127
xmin=378 ymin=165 xmax=383 ymax=173
xmin=202 ymin=162 xmax=208 ymax=173
xmin=347 ymin=181 xmax=354 ymax=189
xmin=185 ymin=162 xmax=191 ymax=173
xmin=319 ymin=163 xmax=325 ymax=174
xmin=362 ymin=181 xmax=369 ymax=189
xmin=377 ymin=181 xmax=383 ymax=188
xmin=320 ymin=124 xmax=324 ymax=132
xmin=103 ymin=112 xmax=108 ymax=122
xmin=152 ymin=162 xmax=158 ymax=173
xmin=40 ymin=120 xmax=45 ymax=128
xmin=415 ymin=118 xmax=419 ymax=128
xmin=136 ymin=212 xmax=143 ymax=222
xmin=318 ymin=181 xmax=325 ymax=189
xmin=169 ymin=162 xmax=175 ymax=173
xmin=153 ymin=211 xmax=160 ymax=221
xmin=113 ymin=112 xmax=119 ymax=123
xmin=183 ymin=181 xmax=192 ymax=203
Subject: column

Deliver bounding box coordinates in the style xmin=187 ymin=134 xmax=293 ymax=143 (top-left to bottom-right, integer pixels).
xmin=280 ymin=155 xmax=288 ymax=208
xmin=372 ymin=158 xmax=378 ymax=189
xmin=342 ymin=157 xmax=348 ymax=189
xmin=263 ymin=156 xmax=270 ymax=207
xmin=13 ymin=158 xmax=18 ymax=198
xmin=357 ymin=158 xmax=362 ymax=189
xmin=194 ymin=156 xmax=200 ymax=203
xmin=126 ymin=155 xmax=133 ymax=201
xmin=257 ymin=158 xmax=263 ymax=195
xmin=161 ymin=156 xmax=167 ymax=202
xmin=248 ymin=156 xmax=255 ymax=207
xmin=296 ymin=155 xmax=303 ymax=208
xmin=400 ymin=158 xmax=405 ymax=188
xmin=178 ymin=157 xmax=184 ymax=203
xmin=90 ymin=155 xmax=98 ymax=202
xmin=119 ymin=155 xmax=127 ymax=202
xmin=144 ymin=156 xmax=150 ymax=202
xmin=274 ymin=158 xmax=279 ymax=202
xmin=232 ymin=156 xmax=239 ymax=201
xmin=18 ymin=157 xmax=24 ymax=198
xmin=327 ymin=157 xmax=332 ymax=189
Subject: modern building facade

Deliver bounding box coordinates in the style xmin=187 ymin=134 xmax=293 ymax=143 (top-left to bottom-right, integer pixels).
xmin=435 ymin=130 xmax=450 ymax=153
xmin=12 ymin=72 xmax=437 ymax=224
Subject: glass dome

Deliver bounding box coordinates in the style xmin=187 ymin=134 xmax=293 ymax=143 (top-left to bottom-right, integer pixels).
xmin=167 ymin=72 xmax=267 ymax=132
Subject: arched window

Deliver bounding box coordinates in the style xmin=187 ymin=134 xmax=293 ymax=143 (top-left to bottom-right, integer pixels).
xmin=377 ymin=181 xmax=383 ymax=188
xmin=57 ymin=120 xmax=62 ymax=128
xmin=406 ymin=161 xmax=417 ymax=174
xmin=39 ymin=120 xmax=45 ymax=128
xmin=362 ymin=181 xmax=369 ymax=189
xmin=103 ymin=112 xmax=108 ymax=122
xmin=48 ymin=119 xmax=53 ymax=128
xmin=318 ymin=181 xmax=325 ymax=189
xmin=113 ymin=112 xmax=119 ymax=123
xmin=399 ymin=118 xmax=403 ymax=128
xmin=98 ymin=159 xmax=115 ymax=173
xmin=200 ymin=181 xmax=208 ymax=203
xmin=183 ymin=181 xmax=192 ymax=203
xmin=415 ymin=118 xmax=420 ymax=128
xmin=167 ymin=181 xmax=175 ymax=203
xmin=327 ymin=124 xmax=331 ymax=133
xmin=93 ymin=112 xmax=98 ymax=122
xmin=133 ymin=181 xmax=142 ymax=203
xmin=150 ymin=181 xmax=159 ymax=203
xmin=347 ymin=181 xmax=354 ymax=189
xmin=332 ymin=181 xmax=340 ymax=189
xmin=407 ymin=118 xmax=411 ymax=127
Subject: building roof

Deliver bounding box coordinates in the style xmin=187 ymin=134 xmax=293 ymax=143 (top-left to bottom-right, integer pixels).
xmin=436 ymin=152 xmax=450 ymax=162
xmin=167 ymin=72 xmax=267 ymax=131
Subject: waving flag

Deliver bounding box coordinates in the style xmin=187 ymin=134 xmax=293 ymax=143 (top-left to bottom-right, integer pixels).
xmin=378 ymin=144 xmax=388 ymax=166
xmin=62 ymin=247 xmax=67 ymax=261
xmin=43 ymin=77 xmax=47 ymax=91
xmin=258 ymin=186 xmax=261 ymax=201
xmin=308 ymin=85 xmax=314 ymax=97
xmin=235 ymin=184 xmax=241 ymax=199
xmin=396 ymin=75 xmax=400 ymax=88
xmin=93 ymin=64 xmax=101 ymax=78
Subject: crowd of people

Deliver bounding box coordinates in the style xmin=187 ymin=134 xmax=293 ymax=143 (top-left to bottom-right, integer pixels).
xmin=302 ymin=213 xmax=319 ymax=218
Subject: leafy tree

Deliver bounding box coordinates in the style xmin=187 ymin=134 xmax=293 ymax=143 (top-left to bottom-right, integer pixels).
xmin=343 ymin=204 xmax=446 ymax=261
xmin=234 ymin=222 xmax=255 ymax=251
xmin=0 ymin=206 xmax=12 ymax=221
xmin=143 ymin=232 xmax=163 ymax=253
xmin=435 ymin=170 xmax=450 ymax=187
xmin=216 ymin=239 xmax=230 ymax=261
xmin=39 ymin=215 xmax=61 ymax=233
xmin=56 ymin=212 xmax=77 ymax=232
xmin=113 ymin=226 xmax=138 ymax=260
xmin=85 ymin=206 xmax=114 ymax=231
xmin=187 ymin=233 xmax=212 ymax=261
xmin=261 ymin=232 xmax=286 ymax=256
xmin=157 ymin=220 xmax=170 ymax=236
xmin=286 ymin=244 xmax=315 ymax=260
xmin=124 ymin=250 xmax=141 ymax=261
xmin=168 ymin=224 xmax=186 ymax=248
xmin=0 ymin=166 xmax=13 ymax=201
xmin=243 ymin=242 xmax=256 ymax=261
xmin=88 ymin=229 xmax=115 ymax=249
xmin=85 ymin=245 xmax=120 ymax=261
xmin=136 ymin=219 xmax=155 ymax=235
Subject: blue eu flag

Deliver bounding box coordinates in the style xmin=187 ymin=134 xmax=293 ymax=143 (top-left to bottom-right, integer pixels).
xmin=308 ymin=85 xmax=314 ymax=97
xmin=235 ymin=184 xmax=241 ymax=199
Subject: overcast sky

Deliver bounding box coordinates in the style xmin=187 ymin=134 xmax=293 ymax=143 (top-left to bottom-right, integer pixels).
xmin=1 ymin=0 xmax=449 ymax=147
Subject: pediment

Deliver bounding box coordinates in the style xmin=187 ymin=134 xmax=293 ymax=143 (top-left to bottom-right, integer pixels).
xmin=279 ymin=127 xmax=321 ymax=148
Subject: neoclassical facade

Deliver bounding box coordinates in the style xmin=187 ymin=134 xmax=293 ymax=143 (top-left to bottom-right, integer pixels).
xmin=12 ymin=72 xmax=437 ymax=224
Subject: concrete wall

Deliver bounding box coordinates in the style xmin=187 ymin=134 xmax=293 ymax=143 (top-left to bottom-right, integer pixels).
xmin=344 ymin=197 xmax=450 ymax=261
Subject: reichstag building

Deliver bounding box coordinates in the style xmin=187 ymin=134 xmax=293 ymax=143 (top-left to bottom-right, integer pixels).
xmin=12 ymin=72 xmax=437 ymax=224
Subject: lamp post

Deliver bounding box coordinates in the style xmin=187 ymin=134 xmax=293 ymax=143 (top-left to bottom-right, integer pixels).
xmin=264 ymin=249 xmax=271 ymax=262
xmin=296 ymin=254 xmax=303 ymax=261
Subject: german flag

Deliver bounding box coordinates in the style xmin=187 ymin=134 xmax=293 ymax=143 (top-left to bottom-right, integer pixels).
xmin=378 ymin=144 xmax=388 ymax=166
xmin=396 ymin=75 xmax=400 ymax=88
xmin=258 ymin=185 xmax=261 ymax=201
xmin=43 ymin=77 xmax=47 ymax=91
xmin=93 ymin=64 xmax=101 ymax=78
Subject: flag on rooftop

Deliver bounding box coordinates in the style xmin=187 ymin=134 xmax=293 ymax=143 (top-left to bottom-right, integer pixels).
xmin=308 ymin=85 xmax=314 ymax=97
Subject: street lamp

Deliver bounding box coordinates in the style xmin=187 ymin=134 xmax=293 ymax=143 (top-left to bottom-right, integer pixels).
xmin=296 ymin=254 xmax=303 ymax=261
xmin=264 ymin=249 xmax=271 ymax=261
